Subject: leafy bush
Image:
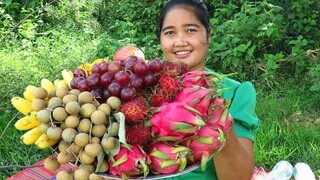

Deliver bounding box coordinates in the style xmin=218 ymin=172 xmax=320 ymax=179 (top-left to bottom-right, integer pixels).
xmin=267 ymin=0 xmax=320 ymax=49
xmin=43 ymin=0 xmax=102 ymax=34
xmin=206 ymin=1 xmax=284 ymax=80
xmin=1 ymin=0 xmax=319 ymax=89
xmin=96 ymin=0 xmax=164 ymax=59
xmin=99 ymin=0 xmax=163 ymax=37
xmin=308 ymin=50 xmax=320 ymax=91
xmin=0 ymin=0 xmax=103 ymax=45
xmin=0 ymin=0 xmax=46 ymax=43
xmin=204 ymin=1 xmax=319 ymax=89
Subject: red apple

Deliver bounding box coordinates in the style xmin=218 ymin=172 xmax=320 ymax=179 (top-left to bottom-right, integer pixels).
xmin=113 ymin=45 xmax=145 ymax=61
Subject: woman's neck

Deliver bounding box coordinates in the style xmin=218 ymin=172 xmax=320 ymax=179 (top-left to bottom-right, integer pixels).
xmin=191 ymin=66 xmax=205 ymax=71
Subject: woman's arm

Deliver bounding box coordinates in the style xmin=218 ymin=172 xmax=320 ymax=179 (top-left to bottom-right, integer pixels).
xmin=214 ymin=125 xmax=255 ymax=180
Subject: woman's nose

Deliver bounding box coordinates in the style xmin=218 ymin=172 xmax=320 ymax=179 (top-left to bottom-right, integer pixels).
xmin=174 ymin=34 xmax=188 ymax=46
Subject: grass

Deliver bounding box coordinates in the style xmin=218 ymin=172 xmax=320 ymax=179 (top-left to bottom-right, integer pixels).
xmin=255 ymin=83 xmax=320 ymax=174
xmin=0 ymin=29 xmax=319 ymax=179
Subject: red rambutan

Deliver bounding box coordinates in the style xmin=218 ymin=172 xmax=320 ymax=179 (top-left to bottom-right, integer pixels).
xmin=126 ymin=123 xmax=151 ymax=145
xmin=119 ymin=99 xmax=148 ymax=124
xmin=158 ymin=74 xmax=182 ymax=95
xmin=162 ymin=61 xmax=189 ymax=76
xmin=150 ymin=90 xmax=173 ymax=107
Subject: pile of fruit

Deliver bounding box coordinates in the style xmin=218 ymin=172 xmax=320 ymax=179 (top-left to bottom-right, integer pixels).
xmin=11 ymin=46 xmax=233 ymax=180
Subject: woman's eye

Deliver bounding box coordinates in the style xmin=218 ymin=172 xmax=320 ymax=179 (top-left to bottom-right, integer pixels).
xmin=164 ymin=31 xmax=174 ymax=35
xmin=187 ymin=29 xmax=196 ymax=33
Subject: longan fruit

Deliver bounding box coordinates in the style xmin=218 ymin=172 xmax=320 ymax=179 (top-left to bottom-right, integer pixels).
xmin=56 ymin=170 xmax=73 ymax=180
xmin=74 ymin=133 xmax=89 ymax=147
xmin=55 ymin=87 xmax=69 ymax=99
xmin=44 ymin=156 xmax=60 ymax=171
xmin=84 ymin=143 xmax=102 ymax=157
xmin=91 ymin=110 xmax=107 ymax=125
xmin=33 ymin=87 xmax=48 ymax=99
xmin=65 ymin=115 xmax=80 ymax=128
xmin=78 ymin=91 xmax=94 ymax=104
xmin=52 ymin=107 xmax=68 ymax=121
xmin=31 ymin=99 xmax=47 ymax=111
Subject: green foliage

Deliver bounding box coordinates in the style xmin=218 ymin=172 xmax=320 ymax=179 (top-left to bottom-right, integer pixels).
xmin=206 ymin=1 xmax=284 ymax=80
xmin=99 ymin=0 xmax=163 ymax=36
xmin=0 ymin=0 xmax=103 ymax=44
xmin=0 ymin=0 xmax=44 ymax=42
xmin=267 ymin=0 xmax=320 ymax=49
xmin=96 ymin=0 xmax=164 ymax=59
xmin=204 ymin=1 xmax=319 ymax=89
xmin=308 ymin=50 xmax=320 ymax=91
xmin=2 ymin=0 xmax=318 ymax=89
xmin=96 ymin=34 xmax=133 ymax=60
xmin=0 ymin=29 xmax=98 ymax=102
xmin=43 ymin=0 xmax=102 ymax=34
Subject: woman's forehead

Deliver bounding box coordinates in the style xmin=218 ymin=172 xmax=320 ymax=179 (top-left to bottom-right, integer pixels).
xmin=162 ymin=8 xmax=201 ymax=29
xmin=162 ymin=7 xmax=201 ymax=26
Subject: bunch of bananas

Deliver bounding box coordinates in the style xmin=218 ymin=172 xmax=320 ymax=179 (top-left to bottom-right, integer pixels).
xmin=11 ymin=69 xmax=74 ymax=149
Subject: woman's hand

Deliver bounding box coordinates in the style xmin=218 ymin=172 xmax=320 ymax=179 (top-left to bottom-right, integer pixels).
xmin=214 ymin=117 xmax=255 ymax=180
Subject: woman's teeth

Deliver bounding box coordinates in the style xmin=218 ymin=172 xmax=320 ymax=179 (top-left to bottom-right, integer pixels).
xmin=175 ymin=51 xmax=190 ymax=55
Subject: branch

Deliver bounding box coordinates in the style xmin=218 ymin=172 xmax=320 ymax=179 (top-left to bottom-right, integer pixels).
xmin=0 ymin=112 xmax=19 ymax=141
xmin=0 ymin=0 xmax=58 ymax=44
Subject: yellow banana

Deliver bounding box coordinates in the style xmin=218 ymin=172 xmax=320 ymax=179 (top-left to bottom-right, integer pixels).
xmin=53 ymin=79 xmax=59 ymax=87
xmin=28 ymin=111 xmax=38 ymax=120
xmin=91 ymin=58 xmax=108 ymax=65
xmin=23 ymin=85 xmax=36 ymax=102
xmin=35 ymin=134 xmax=58 ymax=149
xmin=78 ymin=63 xmax=92 ymax=75
xmin=11 ymin=97 xmax=32 ymax=115
xmin=14 ymin=114 xmax=41 ymax=130
xmin=20 ymin=126 xmax=43 ymax=145
xmin=54 ymin=79 xmax=68 ymax=89
xmin=28 ymin=111 xmax=42 ymax=125
xmin=41 ymin=78 xmax=56 ymax=94
xmin=61 ymin=69 xmax=74 ymax=88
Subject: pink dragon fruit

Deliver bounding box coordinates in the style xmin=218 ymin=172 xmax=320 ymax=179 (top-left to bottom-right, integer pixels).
xmin=150 ymin=102 xmax=206 ymax=141
xmin=148 ymin=142 xmax=190 ymax=174
xmin=206 ymin=107 xmax=233 ymax=134
xmin=182 ymin=71 xmax=235 ymax=90
xmin=181 ymin=125 xmax=225 ymax=171
xmin=211 ymin=96 xmax=229 ymax=107
xmin=108 ymin=144 xmax=150 ymax=179
xmin=181 ymin=71 xmax=210 ymax=88
xmin=175 ymin=86 xmax=215 ymax=117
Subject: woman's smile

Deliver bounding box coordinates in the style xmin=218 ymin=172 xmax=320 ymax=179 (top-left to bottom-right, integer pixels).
xmin=174 ymin=50 xmax=192 ymax=58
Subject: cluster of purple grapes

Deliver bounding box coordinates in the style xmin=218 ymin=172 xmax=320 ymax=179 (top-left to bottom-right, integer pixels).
xmin=70 ymin=56 xmax=164 ymax=102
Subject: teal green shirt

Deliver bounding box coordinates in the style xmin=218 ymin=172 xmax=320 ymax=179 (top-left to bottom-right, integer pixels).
xmin=162 ymin=69 xmax=260 ymax=180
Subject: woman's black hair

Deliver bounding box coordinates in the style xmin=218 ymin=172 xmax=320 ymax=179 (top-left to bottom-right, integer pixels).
xmin=157 ymin=0 xmax=211 ymax=39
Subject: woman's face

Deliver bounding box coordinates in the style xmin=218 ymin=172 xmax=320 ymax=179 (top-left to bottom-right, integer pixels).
xmin=160 ymin=7 xmax=210 ymax=71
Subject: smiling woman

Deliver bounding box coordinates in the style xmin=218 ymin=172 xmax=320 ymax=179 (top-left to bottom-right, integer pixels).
xmin=157 ymin=0 xmax=260 ymax=180
xmin=159 ymin=7 xmax=209 ymax=71
xmin=158 ymin=1 xmax=211 ymax=72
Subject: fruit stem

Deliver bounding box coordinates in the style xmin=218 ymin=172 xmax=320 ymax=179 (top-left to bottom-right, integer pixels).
xmin=89 ymin=122 xmax=93 ymax=142
xmin=48 ymin=108 xmax=55 ymax=127
xmin=75 ymin=149 xmax=82 ymax=165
